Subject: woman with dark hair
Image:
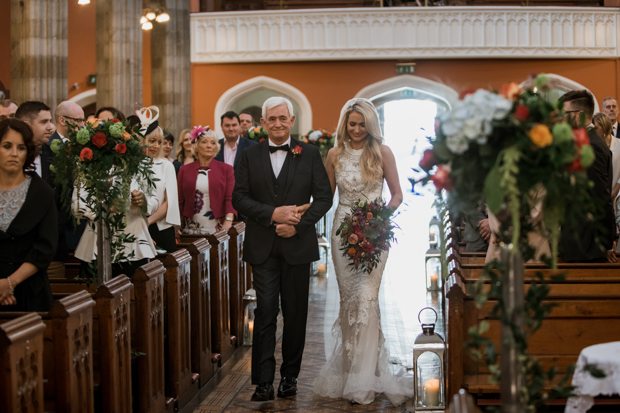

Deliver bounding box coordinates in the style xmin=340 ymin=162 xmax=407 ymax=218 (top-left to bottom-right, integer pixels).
xmin=163 ymin=132 xmax=175 ymax=162
xmin=0 ymin=118 xmax=57 ymax=311
xmin=96 ymin=107 xmax=126 ymax=122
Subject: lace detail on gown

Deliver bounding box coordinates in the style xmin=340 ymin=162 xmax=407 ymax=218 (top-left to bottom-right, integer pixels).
xmin=313 ymin=144 xmax=412 ymax=406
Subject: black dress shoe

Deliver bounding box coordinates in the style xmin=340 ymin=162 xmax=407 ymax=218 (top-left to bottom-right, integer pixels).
xmin=277 ymin=377 xmax=298 ymax=397
xmin=251 ymin=383 xmax=274 ymax=401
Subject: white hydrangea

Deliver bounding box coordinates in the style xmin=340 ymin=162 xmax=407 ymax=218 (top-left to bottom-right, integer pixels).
xmin=308 ymin=130 xmax=323 ymax=142
xmin=440 ymin=89 xmax=513 ymax=154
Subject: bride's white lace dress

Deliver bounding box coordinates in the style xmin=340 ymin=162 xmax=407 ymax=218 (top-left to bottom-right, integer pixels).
xmin=313 ymin=144 xmax=412 ymax=406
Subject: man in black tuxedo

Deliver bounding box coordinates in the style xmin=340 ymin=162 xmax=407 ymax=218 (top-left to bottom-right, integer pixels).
xmin=215 ymin=110 xmax=257 ymax=172
xmin=560 ymin=90 xmax=617 ymax=263
xmin=232 ymin=97 xmax=332 ymax=401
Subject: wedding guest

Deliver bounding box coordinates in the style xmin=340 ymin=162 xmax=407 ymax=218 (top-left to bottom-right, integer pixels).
xmin=602 ymin=97 xmax=619 ymax=146
xmin=0 ymin=119 xmax=57 ymax=311
xmin=0 ymin=99 xmax=18 ymax=121
xmin=138 ymin=109 xmax=180 ymax=252
xmin=163 ymin=131 xmax=174 ymax=162
xmin=85 ymin=112 xmax=96 ymax=122
xmin=96 ymin=106 xmax=126 ymax=122
xmin=15 ymin=101 xmax=55 ymax=179
xmin=173 ymin=128 xmax=195 ymax=175
xmin=45 ymin=101 xmax=86 ymax=279
xmin=462 ymin=204 xmax=489 ymax=252
xmin=593 ymin=112 xmax=613 ymax=148
xmin=126 ymin=115 xmax=141 ymax=130
xmin=560 ymin=90 xmax=616 ymax=263
xmin=215 ymin=111 xmax=257 ymax=171
xmin=239 ymin=111 xmax=254 ymax=132
xmin=178 ymin=127 xmax=236 ymax=235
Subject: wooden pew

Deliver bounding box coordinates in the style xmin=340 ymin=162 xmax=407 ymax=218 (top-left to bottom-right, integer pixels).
xmin=444 ymin=255 xmax=620 ymax=398
xmin=0 ymin=313 xmax=46 ymax=413
xmin=50 ymin=276 xmax=133 ymax=413
xmin=132 ymin=261 xmax=168 ymax=413
xmin=0 ymin=291 xmax=96 ymax=413
xmin=157 ymin=249 xmax=198 ymax=410
xmin=228 ymin=223 xmax=246 ymax=346
xmin=182 ymin=231 xmax=235 ymax=366
xmin=176 ymin=238 xmax=218 ymax=387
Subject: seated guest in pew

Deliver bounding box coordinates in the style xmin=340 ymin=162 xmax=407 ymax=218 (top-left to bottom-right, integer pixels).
xmin=178 ymin=126 xmax=236 ymax=235
xmin=462 ymin=202 xmax=489 ymax=252
xmin=137 ymin=107 xmax=181 ymax=252
xmin=0 ymin=119 xmax=57 ymax=311
xmin=95 ymin=106 xmax=126 ymax=122
xmin=560 ymin=90 xmax=617 ymax=263
xmin=173 ymin=129 xmax=195 ymax=176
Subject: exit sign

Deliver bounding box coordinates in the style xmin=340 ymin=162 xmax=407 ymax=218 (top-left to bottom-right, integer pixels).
xmin=396 ymin=63 xmax=416 ymax=75
xmin=88 ymin=74 xmax=97 ymax=85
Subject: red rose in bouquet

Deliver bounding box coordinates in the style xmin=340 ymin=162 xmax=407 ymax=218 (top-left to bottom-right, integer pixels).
xmin=115 ymin=143 xmax=127 ymax=154
xmin=92 ymin=132 xmax=108 ymax=148
xmin=80 ymin=147 xmax=93 ymax=161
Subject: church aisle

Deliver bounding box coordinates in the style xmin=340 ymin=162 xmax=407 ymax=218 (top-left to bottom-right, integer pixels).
xmin=188 ymin=191 xmax=442 ymax=413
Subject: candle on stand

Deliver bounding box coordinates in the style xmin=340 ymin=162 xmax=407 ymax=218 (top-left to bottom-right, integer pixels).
xmin=317 ymin=264 xmax=326 ymax=273
xmin=424 ymin=377 xmax=440 ymax=406
xmin=430 ymin=273 xmax=439 ymax=290
xmin=248 ymin=320 xmax=254 ymax=337
xmin=429 ymin=231 xmax=436 ymax=243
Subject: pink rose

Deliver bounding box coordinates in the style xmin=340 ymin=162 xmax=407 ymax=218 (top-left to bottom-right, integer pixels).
xmin=348 ymin=234 xmax=359 ymax=245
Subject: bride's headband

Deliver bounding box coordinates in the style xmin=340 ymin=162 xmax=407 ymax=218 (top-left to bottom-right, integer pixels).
xmin=136 ymin=106 xmax=160 ymax=136
xmin=190 ymin=125 xmax=210 ymax=143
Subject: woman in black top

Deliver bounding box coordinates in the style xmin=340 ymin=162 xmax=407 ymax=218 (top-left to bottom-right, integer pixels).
xmin=0 ymin=119 xmax=57 ymax=311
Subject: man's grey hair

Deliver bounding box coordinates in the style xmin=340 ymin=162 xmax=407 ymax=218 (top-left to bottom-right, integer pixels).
xmin=602 ymin=96 xmax=617 ymax=106
xmin=262 ymin=97 xmax=294 ymax=120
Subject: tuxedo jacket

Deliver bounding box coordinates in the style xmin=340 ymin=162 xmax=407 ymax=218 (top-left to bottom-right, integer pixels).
xmin=0 ymin=174 xmax=57 ymax=311
xmin=560 ymin=130 xmax=616 ymax=262
xmin=215 ymin=136 xmax=257 ymax=171
xmin=232 ymin=138 xmax=333 ymax=266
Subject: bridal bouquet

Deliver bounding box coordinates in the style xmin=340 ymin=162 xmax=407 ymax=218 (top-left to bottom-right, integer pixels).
xmin=336 ymin=198 xmax=397 ymax=274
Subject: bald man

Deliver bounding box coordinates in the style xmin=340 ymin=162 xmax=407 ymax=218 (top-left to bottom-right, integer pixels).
xmin=47 ymin=101 xmax=86 ymax=278
xmin=54 ymin=100 xmax=85 ymax=141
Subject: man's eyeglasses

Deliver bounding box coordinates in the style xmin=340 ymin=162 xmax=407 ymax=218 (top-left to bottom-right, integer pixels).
xmin=62 ymin=115 xmax=85 ymax=123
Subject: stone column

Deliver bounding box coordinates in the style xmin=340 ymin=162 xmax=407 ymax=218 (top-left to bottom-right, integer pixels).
xmin=96 ymin=0 xmax=143 ymax=116
xmin=10 ymin=0 xmax=68 ymax=109
xmin=151 ymin=0 xmax=191 ymax=138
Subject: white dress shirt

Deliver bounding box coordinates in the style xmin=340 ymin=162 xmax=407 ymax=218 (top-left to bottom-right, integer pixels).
xmin=223 ymin=136 xmax=240 ymax=167
xmin=269 ymin=137 xmax=291 ymax=178
xmin=34 ymin=155 xmax=42 ymax=177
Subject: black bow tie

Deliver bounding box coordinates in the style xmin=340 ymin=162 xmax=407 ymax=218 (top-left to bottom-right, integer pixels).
xmin=269 ymin=144 xmax=290 ymax=153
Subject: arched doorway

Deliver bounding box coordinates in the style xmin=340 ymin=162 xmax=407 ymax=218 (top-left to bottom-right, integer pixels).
xmin=214 ymin=76 xmax=312 ymax=138
xmin=69 ymin=88 xmax=97 ymax=116
xmin=519 ymin=73 xmax=600 ymax=113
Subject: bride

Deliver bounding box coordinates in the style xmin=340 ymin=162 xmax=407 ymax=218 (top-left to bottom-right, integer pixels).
xmin=313 ymin=98 xmax=409 ymax=405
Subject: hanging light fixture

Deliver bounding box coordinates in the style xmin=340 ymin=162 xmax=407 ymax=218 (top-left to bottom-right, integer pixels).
xmin=140 ymin=15 xmax=148 ymax=24
xmin=146 ymin=10 xmax=157 ymax=20
xmin=142 ymin=21 xmax=153 ymax=30
xmin=78 ymin=0 xmax=90 ymax=4
xmin=156 ymin=11 xmax=170 ymax=23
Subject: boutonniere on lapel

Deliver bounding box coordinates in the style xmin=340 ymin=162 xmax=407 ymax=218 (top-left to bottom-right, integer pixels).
xmin=291 ymin=146 xmax=303 ymax=160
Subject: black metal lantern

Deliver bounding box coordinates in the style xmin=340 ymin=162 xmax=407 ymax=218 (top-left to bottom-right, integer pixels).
xmin=429 ymin=216 xmax=440 ymax=248
xmin=413 ymin=308 xmax=446 ymax=411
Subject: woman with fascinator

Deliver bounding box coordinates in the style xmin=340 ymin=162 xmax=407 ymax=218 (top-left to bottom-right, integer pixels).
xmin=137 ymin=107 xmax=181 ymax=252
xmin=178 ymin=126 xmax=236 ymax=235
xmin=312 ymin=98 xmax=407 ymax=405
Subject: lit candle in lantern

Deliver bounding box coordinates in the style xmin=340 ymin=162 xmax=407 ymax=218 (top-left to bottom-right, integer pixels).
xmin=317 ymin=264 xmax=326 ymax=273
xmin=430 ymin=273 xmax=439 ymax=290
xmin=424 ymin=377 xmax=440 ymax=406
xmin=429 ymin=231 xmax=436 ymax=242
xmin=248 ymin=320 xmax=254 ymax=337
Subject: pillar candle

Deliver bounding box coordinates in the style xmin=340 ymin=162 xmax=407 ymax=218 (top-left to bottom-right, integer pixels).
xmin=425 ymin=377 xmax=440 ymax=406
xmin=430 ymin=273 xmax=439 ymax=290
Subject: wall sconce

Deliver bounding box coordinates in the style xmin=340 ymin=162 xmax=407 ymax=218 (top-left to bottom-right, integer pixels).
xmin=141 ymin=4 xmax=170 ymax=30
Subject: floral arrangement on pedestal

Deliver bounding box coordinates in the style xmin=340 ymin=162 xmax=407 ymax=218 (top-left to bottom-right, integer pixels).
xmin=335 ymin=198 xmax=397 ymax=274
xmin=302 ymin=129 xmax=335 ymax=159
xmin=246 ymin=126 xmax=269 ymax=143
xmin=52 ymin=117 xmax=155 ymax=265
xmin=421 ymin=75 xmax=600 ymax=410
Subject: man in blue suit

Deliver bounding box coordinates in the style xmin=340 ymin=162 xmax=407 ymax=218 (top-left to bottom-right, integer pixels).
xmin=215 ymin=110 xmax=257 ymax=172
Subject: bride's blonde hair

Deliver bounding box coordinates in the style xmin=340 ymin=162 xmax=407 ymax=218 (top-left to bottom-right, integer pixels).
xmin=334 ymin=98 xmax=383 ymax=184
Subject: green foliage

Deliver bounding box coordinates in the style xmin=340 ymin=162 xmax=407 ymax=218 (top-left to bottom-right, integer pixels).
xmin=302 ymin=129 xmax=335 ymax=159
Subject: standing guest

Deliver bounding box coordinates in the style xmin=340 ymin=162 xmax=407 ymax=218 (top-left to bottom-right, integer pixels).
xmin=0 ymin=119 xmax=57 ymax=311
xmin=15 ymin=101 xmax=55 ymax=179
xmin=0 ymin=99 xmax=18 ymax=121
xmin=85 ymin=113 xmax=96 ymax=122
xmin=593 ymin=112 xmax=613 ymax=149
xmin=215 ymin=111 xmax=257 ymax=172
xmin=173 ymin=128 xmax=195 ymax=175
xmin=560 ymin=90 xmax=616 ymax=263
xmin=178 ymin=127 xmax=236 ymax=235
xmin=239 ymin=111 xmax=254 ymax=132
xmin=602 ymin=97 xmax=620 ymax=150
xmin=137 ymin=107 xmax=180 ymax=252
xmin=44 ymin=101 xmax=86 ymax=278
xmin=163 ymin=131 xmax=174 ymax=162
xmin=96 ymin=106 xmax=126 ymax=122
